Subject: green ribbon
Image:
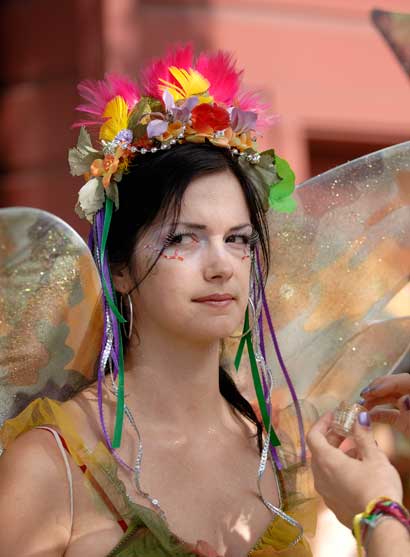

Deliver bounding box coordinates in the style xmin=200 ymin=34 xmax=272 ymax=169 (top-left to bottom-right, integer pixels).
xmin=112 ymin=313 xmax=125 ymax=448
xmin=100 ymin=198 xmax=126 ymax=448
xmin=234 ymin=309 xmax=280 ymax=447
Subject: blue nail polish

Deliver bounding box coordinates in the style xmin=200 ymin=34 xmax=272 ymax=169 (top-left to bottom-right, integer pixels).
xmin=360 ymin=386 xmax=376 ymax=397
xmin=357 ymin=398 xmax=366 ymax=406
xmin=358 ymin=412 xmax=371 ymax=427
xmin=405 ymin=396 xmax=410 ymax=411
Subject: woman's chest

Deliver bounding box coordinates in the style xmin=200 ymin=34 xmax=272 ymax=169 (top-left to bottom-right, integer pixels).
xmin=142 ymin=456 xmax=280 ymax=553
xmin=68 ymin=445 xmax=281 ymax=557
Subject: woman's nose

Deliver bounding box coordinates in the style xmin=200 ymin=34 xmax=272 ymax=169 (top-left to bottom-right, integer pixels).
xmin=202 ymin=240 xmax=234 ymax=282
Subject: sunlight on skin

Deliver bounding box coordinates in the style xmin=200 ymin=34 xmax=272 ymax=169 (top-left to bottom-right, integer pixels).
xmin=310 ymin=501 xmax=356 ymax=557
xmin=231 ymin=513 xmax=252 ymax=542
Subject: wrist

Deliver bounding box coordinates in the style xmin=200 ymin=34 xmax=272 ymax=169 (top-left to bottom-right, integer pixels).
xmin=365 ymin=516 xmax=409 ymax=553
xmin=353 ymin=497 xmax=410 ymax=557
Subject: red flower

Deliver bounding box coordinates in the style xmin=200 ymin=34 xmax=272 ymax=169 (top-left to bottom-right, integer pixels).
xmin=191 ymin=103 xmax=230 ymax=134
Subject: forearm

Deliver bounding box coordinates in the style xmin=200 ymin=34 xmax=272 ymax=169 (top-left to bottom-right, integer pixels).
xmin=366 ymin=518 xmax=410 ymax=557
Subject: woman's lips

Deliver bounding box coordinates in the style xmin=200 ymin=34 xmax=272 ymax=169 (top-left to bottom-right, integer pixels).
xmin=193 ymin=294 xmax=235 ymax=307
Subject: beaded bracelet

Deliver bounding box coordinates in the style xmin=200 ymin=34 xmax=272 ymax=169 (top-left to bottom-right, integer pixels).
xmin=353 ymin=497 xmax=410 ymax=557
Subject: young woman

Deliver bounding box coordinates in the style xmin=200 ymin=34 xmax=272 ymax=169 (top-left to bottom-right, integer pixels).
xmin=0 ymin=46 xmax=314 ymax=556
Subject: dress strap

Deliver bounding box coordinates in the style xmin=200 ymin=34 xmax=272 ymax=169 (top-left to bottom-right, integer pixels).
xmin=36 ymin=426 xmax=128 ymax=533
xmin=36 ymin=426 xmax=74 ymax=536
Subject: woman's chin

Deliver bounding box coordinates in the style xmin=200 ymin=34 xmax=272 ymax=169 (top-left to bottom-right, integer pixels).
xmin=190 ymin=323 xmax=242 ymax=343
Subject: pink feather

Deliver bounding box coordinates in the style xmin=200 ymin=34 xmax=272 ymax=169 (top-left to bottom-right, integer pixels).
xmin=141 ymin=43 xmax=194 ymax=98
xmin=73 ymin=73 xmax=140 ymax=128
xmin=196 ymin=51 xmax=242 ymax=105
xmin=236 ymin=91 xmax=277 ymax=130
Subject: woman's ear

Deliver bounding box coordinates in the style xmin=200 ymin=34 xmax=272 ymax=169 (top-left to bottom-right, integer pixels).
xmin=111 ymin=264 xmax=134 ymax=294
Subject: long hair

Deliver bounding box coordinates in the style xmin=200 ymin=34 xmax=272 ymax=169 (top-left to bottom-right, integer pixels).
xmin=106 ymin=142 xmax=270 ymax=450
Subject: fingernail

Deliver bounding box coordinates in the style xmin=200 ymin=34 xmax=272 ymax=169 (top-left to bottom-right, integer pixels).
xmin=358 ymin=412 xmax=371 ymax=427
xmin=357 ymin=398 xmax=366 ymax=406
xmin=360 ymin=386 xmax=376 ymax=396
xmin=404 ymin=396 xmax=410 ymax=411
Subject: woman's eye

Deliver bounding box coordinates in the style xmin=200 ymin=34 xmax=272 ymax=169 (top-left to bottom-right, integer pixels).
xmin=226 ymin=234 xmax=251 ymax=245
xmin=166 ymin=233 xmax=198 ymax=246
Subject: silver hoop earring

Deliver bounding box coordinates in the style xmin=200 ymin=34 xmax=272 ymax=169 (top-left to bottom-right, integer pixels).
xmin=120 ymin=293 xmax=133 ymax=339
xmin=230 ymin=297 xmax=256 ymax=339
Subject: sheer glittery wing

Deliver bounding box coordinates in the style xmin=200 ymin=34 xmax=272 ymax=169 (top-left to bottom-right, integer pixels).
xmin=263 ymin=141 xmax=410 ymax=413
xmin=371 ymin=9 xmax=410 ymax=78
xmin=0 ymin=207 xmax=103 ymax=426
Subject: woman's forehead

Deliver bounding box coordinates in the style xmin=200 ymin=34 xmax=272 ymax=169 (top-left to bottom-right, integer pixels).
xmin=180 ymin=170 xmax=250 ymax=223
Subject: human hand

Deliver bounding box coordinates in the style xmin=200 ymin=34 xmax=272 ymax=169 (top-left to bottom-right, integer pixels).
xmin=360 ymin=373 xmax=410 ymax=437
xmin=307 ymin=411 xmax=402 ymax=527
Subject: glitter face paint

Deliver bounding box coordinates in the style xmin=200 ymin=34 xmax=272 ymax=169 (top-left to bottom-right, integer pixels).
xmin=141 ymin=222 xmax=258 ymax=264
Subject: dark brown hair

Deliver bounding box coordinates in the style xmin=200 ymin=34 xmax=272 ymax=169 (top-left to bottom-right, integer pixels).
xmin=107 ymin=142 xmax=269 ymax=450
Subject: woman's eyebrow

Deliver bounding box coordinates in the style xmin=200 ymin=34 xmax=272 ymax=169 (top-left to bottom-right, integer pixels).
xmin=177 ymin=222 xmax=252 ymax=232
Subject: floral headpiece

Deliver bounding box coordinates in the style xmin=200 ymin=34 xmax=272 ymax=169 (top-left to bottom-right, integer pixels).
xmin=69 ymin=44 xmax=296 ymax=223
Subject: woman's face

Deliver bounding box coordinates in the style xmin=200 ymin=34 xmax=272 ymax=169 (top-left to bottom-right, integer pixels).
xmin=129 ymin=170 xmax=255 ymax=343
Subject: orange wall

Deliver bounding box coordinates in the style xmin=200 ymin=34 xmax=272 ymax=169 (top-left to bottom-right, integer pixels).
xmin=1 ymin=0 xmax=410 ymax=234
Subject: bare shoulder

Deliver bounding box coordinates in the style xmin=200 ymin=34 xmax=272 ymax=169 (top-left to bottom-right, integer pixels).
xmin=0 ymin=428 xmax=71 ymax=556
xmin=64 ymin=382 xmax=116 ymax=446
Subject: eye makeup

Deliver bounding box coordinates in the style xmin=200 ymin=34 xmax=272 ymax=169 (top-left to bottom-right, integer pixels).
xmin=142 ymin=222 xmax=258 ymax=262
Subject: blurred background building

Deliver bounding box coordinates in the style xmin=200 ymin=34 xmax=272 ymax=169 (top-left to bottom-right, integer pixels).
xmin=2 ymin=0 xmax=410 ymax=236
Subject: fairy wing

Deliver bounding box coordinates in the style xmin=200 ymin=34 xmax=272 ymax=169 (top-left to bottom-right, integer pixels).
xmin=0 ymin=207 xmax=103 ymax=427
xmin=371 ymin=9 xmax=410 ymax=79
xmin=264 ymin=141 xmax=410 ymax=413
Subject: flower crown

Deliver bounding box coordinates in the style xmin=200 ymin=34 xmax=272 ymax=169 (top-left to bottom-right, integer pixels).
xmin=69 ymin=44 xmax=296 ymax=223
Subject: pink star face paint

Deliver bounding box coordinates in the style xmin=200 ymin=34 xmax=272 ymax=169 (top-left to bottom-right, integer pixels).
xmin=141 ymin=222 xmax=258 ymax=265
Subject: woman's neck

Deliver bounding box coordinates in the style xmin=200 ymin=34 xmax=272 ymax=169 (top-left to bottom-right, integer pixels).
xmin=123 ymin=329 xmax=232 ymax=432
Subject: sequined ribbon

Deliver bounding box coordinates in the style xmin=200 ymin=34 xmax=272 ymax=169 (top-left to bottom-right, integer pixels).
xmin=97 ymin=200 xmax=126 ymax=448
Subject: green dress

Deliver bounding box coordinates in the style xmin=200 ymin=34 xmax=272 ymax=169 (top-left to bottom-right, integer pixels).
xmin=0 ymin=398 xmax=318 ymax=556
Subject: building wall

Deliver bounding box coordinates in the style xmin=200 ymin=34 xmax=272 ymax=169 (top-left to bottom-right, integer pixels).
xmin=133 ymin=0 xmax=410 ymax=178
xmin=1 ymin=0 xmax=410 ymax=236
xmin=0 ymin=0 xmax=104 ymax=234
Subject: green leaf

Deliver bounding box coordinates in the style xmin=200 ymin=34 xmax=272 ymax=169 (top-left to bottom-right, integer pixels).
xmin=239 ymin=151 xmax=277 ymax=211
xmin=75 ymin=177 xmax=105 ymax=223
xmin=145 ymin=96 xmax=164 ymax=113
xmin=78 ymin=126 xmax=93 ymax=149
xmin=270 ymin=195 xmax=297 ymax=213
xmin=274 ymin=156 xmax=295 ymax=197
xmin=259 ymin=149 xmax=276 ymax=167
xmin=105 ymin=181 xmax=119 ymax=209
xmin=269 ymin=180 xmax=294 ymax=202
xmin=268 ymin=155 xmax=296 ymax=213
xmin=132 ymin=123 xmax=148 ymax=141
xmin=68 ymin=127 xmax=100 ymax=176
xmin=128 ymin=97 xmax=152 ymax=131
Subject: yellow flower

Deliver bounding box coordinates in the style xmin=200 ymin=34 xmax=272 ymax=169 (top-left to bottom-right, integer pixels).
xmin=99 ymin=96 xmax=129 ymax=142
xmin=162 ymin=120 xmax=185 ymax=141
xmin=159 ymin=67 xmax=213 ymax=104
xmin=229 ymin=130 xmax=255 ymax=152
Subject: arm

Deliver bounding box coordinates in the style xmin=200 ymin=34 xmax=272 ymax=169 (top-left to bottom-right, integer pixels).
xmin=307 ymin=412 xmax=410 ymax=555
xmin=0 ymin=428 xmax=71 ymax=556
xmin=366 ymin=518 xmax=410 ymax=557
xmin=307 ymin=411 xmax=403 ymax=526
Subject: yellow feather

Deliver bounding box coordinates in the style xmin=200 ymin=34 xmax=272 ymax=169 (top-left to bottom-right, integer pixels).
xmin=99 ymin=96 xmax=129 ymax=141
xmin=159 ymin=67 xmax=213 ymax=103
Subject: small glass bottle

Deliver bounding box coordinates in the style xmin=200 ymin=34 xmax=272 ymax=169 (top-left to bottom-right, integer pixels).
xmin=331 ymin=401 xmax=366 ymax=437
